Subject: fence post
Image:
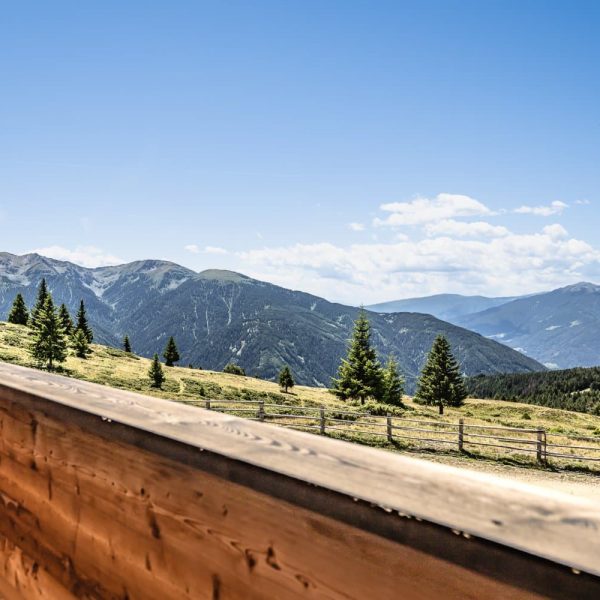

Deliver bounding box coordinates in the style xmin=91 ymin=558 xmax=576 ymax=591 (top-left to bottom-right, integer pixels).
xmin=537 ymin=429 xmax=546 ymax=464
xmin=320 ymin=406 xmax=326 ymax=435
xmin=258 ymin=400 xmax=265 ymax=422
xmin=205 ymin=399 xmax=211 ymax=411
xmin=386 ymin=414 xmax=393 ymax=443
xmin=458 ymin=419 xmax=464 ymax=453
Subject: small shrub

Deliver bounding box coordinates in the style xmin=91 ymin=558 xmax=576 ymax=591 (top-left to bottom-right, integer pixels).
xmin=362 ymin=401 xmax=406 ymax=417
xmin=223 ymin=363 xmax=246 ymax=376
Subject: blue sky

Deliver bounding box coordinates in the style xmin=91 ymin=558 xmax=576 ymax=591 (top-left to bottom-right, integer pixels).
xmin=1 ymin=1 xmax=599 ymax=303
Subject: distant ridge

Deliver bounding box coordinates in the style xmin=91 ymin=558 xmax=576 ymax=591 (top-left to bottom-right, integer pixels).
xmin=367 ymin=293 xmax=519 ymax=322
xmin=456 ymin=282 xmax=600 ymax=369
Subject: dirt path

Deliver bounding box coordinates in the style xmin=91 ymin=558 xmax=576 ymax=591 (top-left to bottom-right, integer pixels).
xmin=406 ymin=452 xmax=600 ymax=501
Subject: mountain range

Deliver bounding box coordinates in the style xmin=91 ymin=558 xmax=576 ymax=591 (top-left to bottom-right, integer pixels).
xmin=0 ymin=252 xmax=543 ymax=391
xmin=455 ymin=283 xmax=600 ymax=369
xmin=369 ymin=283 xmax=600 ymax=369
xmin=367 ymin=294 xmax=519 ymax=323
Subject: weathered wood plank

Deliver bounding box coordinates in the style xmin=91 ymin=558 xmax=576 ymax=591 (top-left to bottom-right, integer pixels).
xmin=0 ymin=361 xmax=597 ymax=598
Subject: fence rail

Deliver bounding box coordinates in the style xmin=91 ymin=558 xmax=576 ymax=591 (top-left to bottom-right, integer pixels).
xmin=184 ymin=398 xmax=600 ymax=468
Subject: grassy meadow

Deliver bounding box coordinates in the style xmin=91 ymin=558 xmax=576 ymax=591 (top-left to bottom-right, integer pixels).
xmin=1 ymin=320 xmax=600 ymax=473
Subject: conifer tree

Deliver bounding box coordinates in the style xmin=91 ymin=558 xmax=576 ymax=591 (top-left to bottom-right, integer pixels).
xmin=58 ymin=304 xmax=73 ymax=336
xmin=332 ymin=309 xmax=384 ymax=404
xmin=75 ymin=300 xmax=93 ymax=343
xmin=414 ymin=335 xmax=467 ymax=414
xmin=123 ymin=335 xmax=132 ymax=353
xmin=278 ymin=365 xmax=295 ymax=393
xmin=30 ymin=279 xmax=49 ymax=327
xmin=148 ymin=354 xmax=165 ymax=388
xmin=29 ymin=296 xmax=67 ymax=371
xmin=163 ymin=336 xmax=180 ymax=367
xmin=381 ymin=355 xmax=405 ymax=407
xmin=71 ymin=329 xmax=90 ymax=359
xmin=7 ymin=293 xmax=29 ymax=325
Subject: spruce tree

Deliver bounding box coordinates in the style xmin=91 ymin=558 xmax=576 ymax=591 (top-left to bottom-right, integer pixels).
xmin=75 ymin=300 xmax=93 ymax=343
xmin=381 ymin=355 xmax=405 ymax=407
xmin=148 ymin=354 xmax=165 ymax=388
xmin=71 ymin=329 xmax=90 ymax=359
xmin=332 ymin=309 xmax=384 ymax=404
xmin=29 ymin=296 xmax=67 ymax=371
xmin=30 ymin=279 xmax=49 ymax=327
xmin=163 ymin=336 xmax=180 ymax=367
xmin=7 ymin=293 xmax=29 ymax=325
xmin=415 ymin=335 xmax=467 ymax=415
xmin=278 ymin=366 xmax=295 ymax=393
xmin=123 ymin=335 xmax=132 ymax=353
xmin=58 ymin=304 xmax=73 ymax=336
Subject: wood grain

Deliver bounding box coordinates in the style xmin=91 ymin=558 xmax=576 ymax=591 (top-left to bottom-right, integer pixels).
xmin=0 ymin=361 xmax=597 ymax=598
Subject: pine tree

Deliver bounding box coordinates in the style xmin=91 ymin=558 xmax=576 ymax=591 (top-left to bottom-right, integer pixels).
xmin=148 ymin=354 xmax=165 ymax=388
xmin=75 ymin=300 xmax=93 ymax=343
xmin=71 ymin=329 xmax=90 ymax=359
xmin=278 ymin=366 xmax=295 ymax=393
xmin=30 ymin=279 xmax=49 ymax=327
xmin=123 ymin=335 xmax=132 ymax=353
xmin=7 ymin=293 xmax=29 ymax=325
xmin=332 ymin=309 xmax=384 ymax=404
xmin=163 ymin=336 xmax=180 ymax=367
xmin=415 ymin=335 xmax=467 ymax=415
xmin=58 ymin=304 xmax=73 ymax=336
xmin=381 ymin=355 xmax=405 ymax=407
xmin=29 ymin=296 xmax=67 ymax=371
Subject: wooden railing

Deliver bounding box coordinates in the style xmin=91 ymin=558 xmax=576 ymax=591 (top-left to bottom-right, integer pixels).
xmin=187 ymin=399 xmax=600 ymax=467
xmin=0 ymin=361 xmax=598 ymax=599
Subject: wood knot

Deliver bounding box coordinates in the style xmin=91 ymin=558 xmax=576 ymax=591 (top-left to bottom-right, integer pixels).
xmin=146 ymin=508 xmax=161 ymax=540
xmin=266 ymin=546 xmax=281 ymax=571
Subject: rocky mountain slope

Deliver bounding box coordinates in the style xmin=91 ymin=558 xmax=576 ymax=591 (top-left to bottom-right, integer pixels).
xmin=456 ymin=283 xmax=600 ymax=369
xmin=0 ymin=253 xmax=544 ymax=389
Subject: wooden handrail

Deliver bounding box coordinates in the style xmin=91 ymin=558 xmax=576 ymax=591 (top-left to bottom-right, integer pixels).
xmin=0 ymin=361 xmax=598 ymax=599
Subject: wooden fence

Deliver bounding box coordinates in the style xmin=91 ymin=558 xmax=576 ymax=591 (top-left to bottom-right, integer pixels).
xmin=187 ymin=398 xmax=600 ymax=468
xmin=0 ymin=361 xmax=599 ymax=599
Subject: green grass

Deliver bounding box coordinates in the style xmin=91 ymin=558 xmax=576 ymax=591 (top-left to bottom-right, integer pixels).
xmin=2 ymin=321 xmax=600 ymax=473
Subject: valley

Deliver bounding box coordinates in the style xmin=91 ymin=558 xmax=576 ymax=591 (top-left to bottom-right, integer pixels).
xmin=370 ymin=283 xmax=600 ymax=369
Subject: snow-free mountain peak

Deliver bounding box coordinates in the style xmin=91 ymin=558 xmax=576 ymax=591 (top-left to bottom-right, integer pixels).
xmin=0 ymin=252 xmax=543 ymax=388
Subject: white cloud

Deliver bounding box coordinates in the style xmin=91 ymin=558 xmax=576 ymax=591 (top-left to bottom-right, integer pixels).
xmin=348 ymin=222 xmax=365 ymax=232
xmin=204 ymin=246 xmax=228 ymax=255
xmin=575 ymin=199 xmax=591 ymax=205
xmin=542 ymin=224 xmax=568 ymax=239
xmin=33 ymin=245 xmax=124 ymax=268
xmin=185 ymin=244 xmax=228 ymax=255
xmin=514 ymin=200 xmax=568 ymax=216
xmin=239 ymin=228 xmax=600 ymax=304
xmin=374 ymin=193 xmax=493 ymax=227
xmin=424 ymin=220 xmax=509 ymax=238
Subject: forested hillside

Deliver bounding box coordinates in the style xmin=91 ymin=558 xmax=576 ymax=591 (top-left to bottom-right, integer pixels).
xmin=466 ymin=367 xmax=600 ymax=414
xmin=0 ymin=253 xmax=544 ymax=390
